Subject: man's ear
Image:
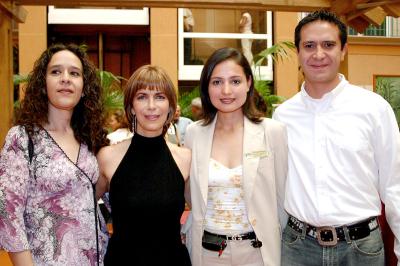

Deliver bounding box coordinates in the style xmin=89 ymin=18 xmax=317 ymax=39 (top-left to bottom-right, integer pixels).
xmin=341 ymin=43 xmax=348 ymax=61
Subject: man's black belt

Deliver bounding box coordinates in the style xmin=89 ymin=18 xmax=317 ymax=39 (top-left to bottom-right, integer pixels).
xmin=287 ymin=215 xmax=379 ymax=246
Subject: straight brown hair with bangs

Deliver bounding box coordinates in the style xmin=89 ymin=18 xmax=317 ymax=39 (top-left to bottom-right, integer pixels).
xmin=124 ymin=65 xmax=177 ymax=135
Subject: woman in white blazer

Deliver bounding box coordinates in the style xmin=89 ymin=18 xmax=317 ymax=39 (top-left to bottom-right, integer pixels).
xmin=185 ymin=47 xmax=288 ymax=266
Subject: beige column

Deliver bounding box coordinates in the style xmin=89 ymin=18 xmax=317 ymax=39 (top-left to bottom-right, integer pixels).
xmin=150 ymin=8 xmax=178 ymax=90
xmin=274 ymin=12 xmax=299 ymax=99
xmin=18 ymin=5 xmax=47 ymax=98
xmin=0 ymin=1 xmax=14 ymax=146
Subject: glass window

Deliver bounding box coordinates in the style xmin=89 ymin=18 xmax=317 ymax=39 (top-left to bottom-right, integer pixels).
xmin=188 ymin=9 xmax=268 ymax=34
xmin=179 ymin=9 xmax=273 ymax=81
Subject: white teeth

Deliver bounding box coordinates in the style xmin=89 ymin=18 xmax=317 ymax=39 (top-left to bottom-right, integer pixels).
xmin=221 ymin=98 xmax=234 ymax=104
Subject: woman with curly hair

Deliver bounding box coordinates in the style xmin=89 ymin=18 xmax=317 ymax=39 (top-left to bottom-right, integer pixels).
xmin=0 ymin=43 xmax=109 ymax=265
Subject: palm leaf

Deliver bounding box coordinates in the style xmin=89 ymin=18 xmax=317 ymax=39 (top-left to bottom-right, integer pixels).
xmin=253 ymin=41 xmax=294 ymax=117
xmin=253 ymin=41 xmax=295 ymax=69
xmin=13 ymin=74 xmax=30 ymax=85
xmin=178 ymin=86 xmax=200 ymax=120
xmin=98 ymin=70 xmax=126 ymax=112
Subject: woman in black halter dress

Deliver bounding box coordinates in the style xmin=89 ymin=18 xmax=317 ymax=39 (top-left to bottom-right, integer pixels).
xmin=96 ymin=65 xmax=192 ymax=266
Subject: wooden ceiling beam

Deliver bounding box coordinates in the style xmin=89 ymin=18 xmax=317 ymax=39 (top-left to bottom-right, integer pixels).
xmin=15 ymin=0 xmax=331 ymax=11
xmin=330 ymin=0 xmax=368 ymax=15
xmin=356 ymin=0 xmax=400 ymax=10
xmin=0 ymin=1 xmax=27 ymax=22
xmin=382 ymin=3 xmax=400 ymax=17
xmin=361 ymin=6 xmax=386 ymax=26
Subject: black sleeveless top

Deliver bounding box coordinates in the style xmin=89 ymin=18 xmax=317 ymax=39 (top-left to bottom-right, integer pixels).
xmin=104 ymin=133 xmax=191 ymax=266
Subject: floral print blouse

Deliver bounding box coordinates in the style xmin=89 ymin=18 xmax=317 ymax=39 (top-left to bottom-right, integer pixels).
xmin=0 ymin=126 xmax=108 ymax=265
xmin=205 ymin=158 xmax=253 ymax=234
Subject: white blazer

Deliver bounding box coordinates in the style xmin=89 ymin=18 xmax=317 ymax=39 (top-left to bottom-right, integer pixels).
xmin=185 ymin=116 xmax=288 ymax=266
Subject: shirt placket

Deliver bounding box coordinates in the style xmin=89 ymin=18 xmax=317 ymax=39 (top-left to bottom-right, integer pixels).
xmin=314 ymin=111 xmax=331 ymax=219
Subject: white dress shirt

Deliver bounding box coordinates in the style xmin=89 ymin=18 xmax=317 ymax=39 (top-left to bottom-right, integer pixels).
xmin=273 ymin=75 xmax=400 ymax=259
xmin=107 ymin=128 xmax=133 ymax=145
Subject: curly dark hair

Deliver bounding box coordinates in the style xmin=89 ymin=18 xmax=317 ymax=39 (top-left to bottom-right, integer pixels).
xmin=16 ymin=43 xmax=109 ymax=154
xmin=199 ymin=47 xmax=264 ymax=126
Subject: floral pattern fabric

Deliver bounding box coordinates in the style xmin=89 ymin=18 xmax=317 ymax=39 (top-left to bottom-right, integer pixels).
xmin=0 ymin=126 xmax=108 ymax=266
xmin=205 ymin=158 xmax=252 ymax=234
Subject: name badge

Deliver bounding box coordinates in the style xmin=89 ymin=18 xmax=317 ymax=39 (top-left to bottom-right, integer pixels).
xmin=245 ymin=150 xmax=269 ymax=159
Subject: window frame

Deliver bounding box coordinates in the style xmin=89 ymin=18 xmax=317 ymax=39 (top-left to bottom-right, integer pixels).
xmin=48 ymin=6 xmax=149 ymax=25
xmin=178 ymin=9 xmax=273 ymax=81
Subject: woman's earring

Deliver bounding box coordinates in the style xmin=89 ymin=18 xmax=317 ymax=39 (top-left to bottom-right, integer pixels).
xmin=132 ymin=114 xmax=137 ymax=133
xmin=164 ymin=110 xmax=172 ymax=127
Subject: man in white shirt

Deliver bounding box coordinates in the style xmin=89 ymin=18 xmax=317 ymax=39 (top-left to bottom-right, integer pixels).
xmin=273 ymin=10 xmax=400 ymax=266
xmin=167 ymin=104 xmax=193 ymax=146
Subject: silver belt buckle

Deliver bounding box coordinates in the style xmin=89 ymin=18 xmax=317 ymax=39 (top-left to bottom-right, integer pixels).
xmin=316 ymin=226 xmax=338 ymax=246
xmin=231 ymin=235 xmax=243 ymax=241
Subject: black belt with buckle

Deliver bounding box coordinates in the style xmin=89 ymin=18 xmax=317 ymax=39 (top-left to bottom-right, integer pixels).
xmin=202 ymin=230 xmax=262 ymax=253
xmin=203 ymin=230 xmax=257 ymax=241
xmin=287 ymin=215 xmax=379 ymax=246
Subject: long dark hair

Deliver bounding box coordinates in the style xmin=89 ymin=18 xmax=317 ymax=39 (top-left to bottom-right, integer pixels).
xmin=199 ymin=47 xmax=264 ymax=125
xmin=16 ymin=43 xmax=108 ymax=154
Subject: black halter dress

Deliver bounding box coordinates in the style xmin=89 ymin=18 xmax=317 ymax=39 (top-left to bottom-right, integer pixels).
xmin=104 ymin=133 xmax=191 ymax=266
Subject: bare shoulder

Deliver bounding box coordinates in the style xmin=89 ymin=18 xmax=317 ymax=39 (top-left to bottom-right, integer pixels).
xmin=167 ymin=142 xmax=191 ymax=180
xmin=167 ymin=142 xmax=191 ymax=163
xmin=97 ymin=139 xmax=131 ymax=174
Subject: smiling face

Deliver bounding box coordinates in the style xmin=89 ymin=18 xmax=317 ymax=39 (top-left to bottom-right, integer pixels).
xmin=46 ymin=50 xmax=84 ymax=113
xmin=132 ymin=88 xmax=170 ymax=137
xmin=298 ymin=20 xmax=347 ymax=96
xmin=208 ymin=59 xmax=250 ymax=115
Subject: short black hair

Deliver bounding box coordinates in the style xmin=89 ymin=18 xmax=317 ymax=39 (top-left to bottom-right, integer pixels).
xmin=295 ymin=10 xmax=347 ymax=51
